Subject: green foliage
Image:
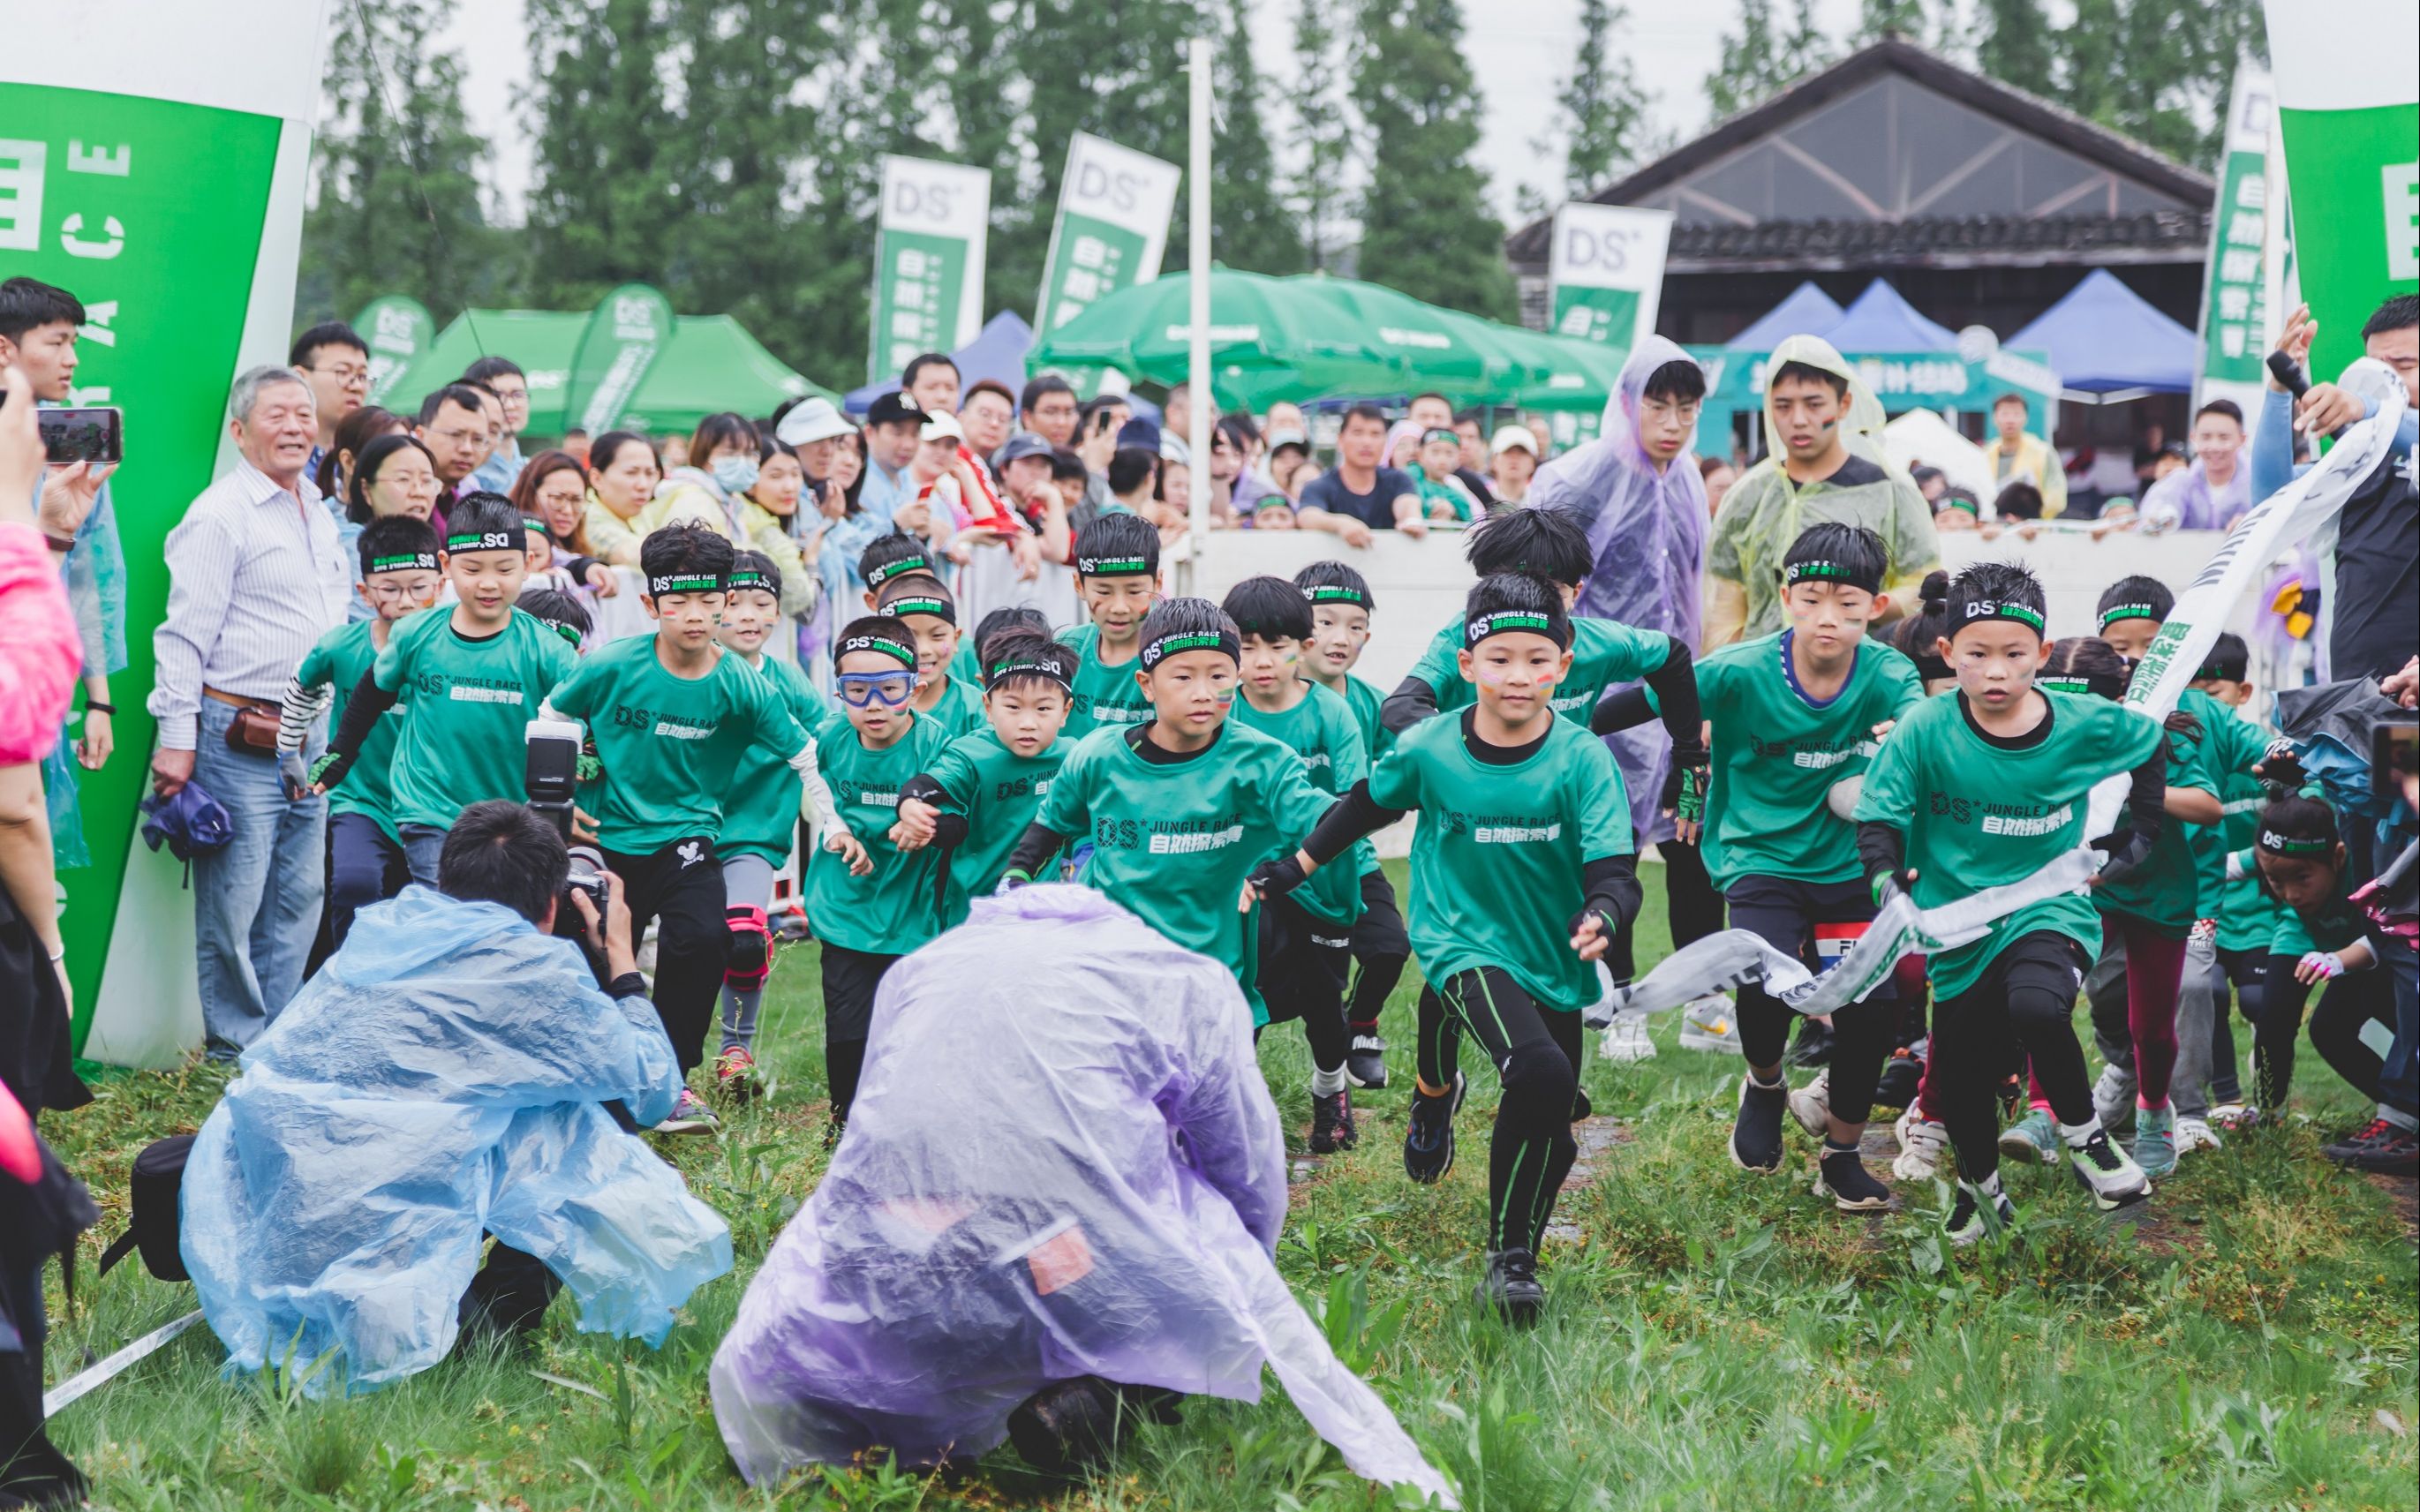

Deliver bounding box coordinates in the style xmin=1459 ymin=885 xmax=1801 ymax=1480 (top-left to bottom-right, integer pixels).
xmin=1705 ymin=0 xmax=1833 ymax=120
xmin=1975 ymin=0 xmax=2057 ymax=96
xmin=1542 ymin=0 xmax=1655 ymax=201
xmin=1288 ymin=0 xmax=1353 ymax=272
xmin=1351 ymin=0 xmax=1517 ymax=321
xmin=2046 ymin=0 xmax=2267 ymax=167
xmin=1210 ymin=0 xmax=1308 ymax=276
xmin=1852 ymin=0 xmax=1932 ymax=43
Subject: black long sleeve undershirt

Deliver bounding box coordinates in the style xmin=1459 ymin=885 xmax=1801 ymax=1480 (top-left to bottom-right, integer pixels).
xmin=1303 ymin=780 xmax=1408 ymax=867
xmin=1591 ymin=684 xmax=1655 ymax=735
xmin=1641 ymin=636 xmax=1706 ymax=763
xmin=316 ymin=670 xmax=398 ymax=789
xmin=1579 ymin=852 xmax=1643 ymax=934
xmin=1379 ymin=674 xmax=1439 ymax=736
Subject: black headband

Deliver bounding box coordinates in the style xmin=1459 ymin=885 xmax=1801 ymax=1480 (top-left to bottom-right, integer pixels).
xmin=2258 ymin=826 xmax=2333 ymax=855
xmin=984 ymin=651 xmax=1075 ymax=689
xmin=883 ymin=592 xmax=955 ymax=625
xmin=367 ymin=551 xmax=438 ymax=574
xmin=836 ymin=632 xmax=917 ymax=669
xmin=1304 ymin=583 xmax=1368 ymax=609
xmin=1956 ymin=598 xmax=2046 ymax=636
xmin=1076 ymin=553 xmax=1155 ymax=578
xmin=535 ymin=619 xmax=583 ymax=646
xmin=648 ymin=572 xmax=723 ymax=596
xmin=725 ymin=568 xmax=773 ymax=591
xmin=864 ymin=555 xmax=931 ymax=590
xmin=1911 ymin=651 xmax=1951 ymax=682
xmin=1465 ymin=608 xmax=1572 ymax=651
xmin=1138 ymin=626 xmax=1240 ymax=672
xmin=1783 ymin=558 xmax=1882 ymax=595
xmin=446 ymin=529 xmax=519 ymax=553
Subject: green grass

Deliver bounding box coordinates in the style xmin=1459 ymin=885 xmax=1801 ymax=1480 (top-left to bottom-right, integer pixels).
xmin=41 ymin=861 xmax=2420 ymax=1509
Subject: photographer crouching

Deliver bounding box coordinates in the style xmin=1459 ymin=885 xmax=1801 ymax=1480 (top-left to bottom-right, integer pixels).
xmin=178 ymin=800 xmax=732 ymax=1393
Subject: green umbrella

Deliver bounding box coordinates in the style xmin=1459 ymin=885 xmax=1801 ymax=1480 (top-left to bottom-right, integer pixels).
xmin=1027 ymin=268 xmax=1401 ymax=409
xmin=1489 ymin=325 xmax=1630 ymax=411
xmin=1292 ymin=275 xmax=1513 ymax=398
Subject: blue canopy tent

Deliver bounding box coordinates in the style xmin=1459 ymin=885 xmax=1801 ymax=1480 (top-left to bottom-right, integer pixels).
xmin=846 ymin=309 xmax=1036 ymax=414
xmin=2006 ymin=269 xmax=2197 ymax=402
xmin=1724 ymin=282 xmax=1846 ymax=351
xmin=1816 ymin=278 xmax=1959 ymax=352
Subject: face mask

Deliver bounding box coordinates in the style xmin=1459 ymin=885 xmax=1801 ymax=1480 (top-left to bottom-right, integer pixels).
xmin=712 ymin=455 xmax=760 ymax=493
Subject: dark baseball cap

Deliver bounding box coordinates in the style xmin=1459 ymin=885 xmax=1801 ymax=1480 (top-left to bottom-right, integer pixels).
xmin=866 ymin=391 xmax=929 ymax=428
xmin=993 ymin=430 xmax=1054 ymax=466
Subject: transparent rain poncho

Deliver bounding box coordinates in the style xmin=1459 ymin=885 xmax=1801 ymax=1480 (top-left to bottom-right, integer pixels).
xmin=1533 ymin=336 xmax=1708 ymax=846
xmin=711 ymin=885 xmax=1455 ymax=1505
xmin=180 ymin=886 xmax=732 ymax=1394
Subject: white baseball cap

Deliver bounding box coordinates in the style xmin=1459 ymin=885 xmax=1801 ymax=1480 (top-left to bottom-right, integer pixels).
xmin=919 ymin=411 xmax=965 ymax=444
xmin=1489 ymin=424 xmax=1540 ymax=458
xmin=775 ymin=396 xmax=854 ymax=447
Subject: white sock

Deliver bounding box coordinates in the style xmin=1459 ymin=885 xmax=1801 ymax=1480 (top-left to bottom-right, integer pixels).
xmin=2058 ymin=1115 xmax=2104 ymax=1147
xmin=1748 ymin=1069 xmax=1785 ymax=1091
xmin=1310 ymin=1064 xmax=1347 ymax=1098
xmin=2379 ymin=1105 xmax=2418 ymax=1133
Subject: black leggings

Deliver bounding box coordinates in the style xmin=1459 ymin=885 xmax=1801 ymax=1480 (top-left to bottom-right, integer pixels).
xmin=1661 ymin=831 xmax=1725 ymax=949
xmin=606 ymin=839 xmax=728 ymax=1075
xmin=1346 ymin=869 xmax=1409 ymax=1034
xmin=2206 ymin=946 xmax=2266 ymax=1104
xmin=1929 ymin=932 xmax=2093 ymax=1185
xmin=1423 ymin=967 xmax=1585 ymax=1255
xmin=2253 ymin=952 xmax=2394 ymax=1111
xmin=820 ymin=943 xmax=901 ymax=1124
xmin=1257 ymin=896 xmax=1351 ymax=1073
xmin=1726 ymin=875 xmax=1894 ymax=1126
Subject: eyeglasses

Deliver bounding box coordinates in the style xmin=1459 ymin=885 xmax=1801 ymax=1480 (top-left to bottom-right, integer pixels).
xmin=836 ymin=671 xmax=916 ymax=708
xmin=426 ymin=425 xmax=484 ymax=446
xmin=309 ymin=362 xmax=370 ymax=385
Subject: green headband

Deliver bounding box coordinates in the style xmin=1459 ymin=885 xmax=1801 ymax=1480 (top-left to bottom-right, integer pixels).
xmin=985 ymin=651 xmax=1074 ymax=689
xmin=864 ymin=555 xmax=931 ymax=590
xmin=1957 ymin=598 xmax=2046 ymax=635
xmin=1076 ymin=553 xmax=1154 ymax=578
xmin=836 ymin=632 xmax=918 ymax=669
xmin=883 ymin=592 xmax=955 ymax=625
xmin=2038 ymin=676 xmax=2093 ymax=696
xmin=1422 ymin=427 xmax=1459 ymax=447
xmin=446 ymin=529 xmax=520 ymax=553
xmin=367 ymin=551 xmax=438 ymax=574
xmin=1944 ymin=495 xmax=1979 ymax=515
xmin=1138 ymin=627 xmax=1240 ymax=672
xmin=725 ymin=568 xmax=773 ymax=591
xmin=1465 ymin=608 xmax=1571 ymax=650
xmin=1782 ymin=558 xmax=1881 ymax=594
xmin=536 ymin=619 xmax=583 ymax=646
xmin=2258 ymin=827 xmax=2333 ymax=855
xmin=648 ymin=572 xmax=723 ymax=596
xmin=2098 ymin=603 xmax=2163 ymax=631
xmin=521 ymin=514 xmax=548 ymax=535
xmin=1304 ymin=583 xmax=1368 ymax=608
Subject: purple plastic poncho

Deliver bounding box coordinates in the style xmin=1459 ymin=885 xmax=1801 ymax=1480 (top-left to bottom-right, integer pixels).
xmin=710 ymin=885 xmax=1456 ymax=1505
xmin=1533 ymin=336 xmax=1708 ymax=846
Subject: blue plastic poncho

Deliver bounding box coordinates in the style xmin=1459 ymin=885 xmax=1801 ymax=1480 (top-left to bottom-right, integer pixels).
xmin=711 ymin=885 xmax=1456 ymax=1505
xmin=181 ymin=886 xmax=731 ymax=1393
xmin=1534 ymin=337 xmax=1708 ymax=846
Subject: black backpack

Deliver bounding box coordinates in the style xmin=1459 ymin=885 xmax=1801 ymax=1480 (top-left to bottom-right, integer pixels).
xmin=95 ymin=1134 xmax=192 ymax=1283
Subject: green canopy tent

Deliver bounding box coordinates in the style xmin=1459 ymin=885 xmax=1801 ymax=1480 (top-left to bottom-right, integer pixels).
xmin=381 ymin=308 xmax=841 ymax=437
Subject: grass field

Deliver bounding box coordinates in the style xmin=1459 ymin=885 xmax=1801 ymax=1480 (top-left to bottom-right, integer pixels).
xmin=39 ymin=861 xmax=2420 ymax=1510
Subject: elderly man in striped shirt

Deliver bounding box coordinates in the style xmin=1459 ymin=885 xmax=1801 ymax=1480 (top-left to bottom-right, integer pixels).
xmin=148 ymin=365 xmax=352 ymax=1058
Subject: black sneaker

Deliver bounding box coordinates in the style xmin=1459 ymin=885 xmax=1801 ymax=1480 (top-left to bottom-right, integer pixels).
xmin=1309 ymin=1089 xmax=1359 ymax=1154
xmin=1730 ymin=1073 xmax=1788 ymax=1174
xmin=1477 ymin=1247 xmax=1545 ymax=1328
xmin=1403 ymin=1073 xmax=1466 ymax=1185
xmin=1944 ymin=1179 xmax=2016 ymax=1248
xmin=1006 ymin=1377 xmax=1120 ymax=1476
xmin=1818 ymin=1147 xmax=1893 ymax=1212
xmin=1874 ymin=1046 xmax=1923 ymax=1110
xmin=2323 ymin=1117 xmax=2420 ymax=1176
xmin=1346 ymin=1032 xmax=1389 ymax=1089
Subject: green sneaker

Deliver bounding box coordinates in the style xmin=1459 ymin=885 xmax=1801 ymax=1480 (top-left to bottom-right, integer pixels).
xmin=2132 ymin=1104 xmax=2177 ymax=1178
xmin=1996 ymin=1108 xmax=2059 ymax=1165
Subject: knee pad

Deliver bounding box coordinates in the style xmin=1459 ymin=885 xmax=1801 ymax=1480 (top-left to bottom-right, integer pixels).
xmin=1499 ymin=1040 xmax=1579 ymax=1133
xmin=725 ymin=905 xmax=772 ymax=989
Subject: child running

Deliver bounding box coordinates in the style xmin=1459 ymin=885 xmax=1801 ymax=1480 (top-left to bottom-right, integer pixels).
xmin=1853 ymin=561 xmax=2166 ymax=1245
xmin=1294 ymin=560 xmax=1409 ymax=1089
xmin=875 ymin=575 xmax=987 ymax=736
xmin=1053 ymin=512 xmax=1162 ymax=741
xmin=1251 ymin=572 xmax=1640 ymax=1325
xmin=2188 ymin=633 xmax=2277 ymax=1128
xmin=1879 ymin=573 xmax=1956 ymax=1181
xmin=275 ymin=515 xmax=443 ymax=945
xmin=1223 ymin=575 xmax=1372 ymax=1152
xmin=708 ymin=550 xmax=832 ymax=1098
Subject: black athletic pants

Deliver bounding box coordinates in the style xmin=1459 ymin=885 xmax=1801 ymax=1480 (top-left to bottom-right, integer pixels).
xmin=1727 ymin=875 xmax=1895 ymax=1125
xmin=328 ymin=811 xmax=411 ymax=950
xmin=1257 ymin=895 xmax=1352 ymax=1072
xmin=2205 ymin=945 xmax=2265 ymax=1105
xmin=1661 ymin=830 xmax=1725 ymax=948
xmin=1928 ymin=931 xmax=2093 ymax=1185
xmin=820 ymin=943 xmax=901 ymax=1125
xmin=2252 ymin=953 xmax=2396 ymax=1112
xmin=604 ymin=839 xmax=727 ymax=1075
xmin=1345 ymin=869 xmax=1409 ymax=1034
xmin=458 ymin=1237 xmax=563 ymax=1338
xmin=1421 ymin=967 xmax=1584 ymax=1256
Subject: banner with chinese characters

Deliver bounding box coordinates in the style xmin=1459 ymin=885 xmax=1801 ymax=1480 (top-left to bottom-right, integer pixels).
xmin=2263 ymin=0 xmax=2417 ymax=382
xmin=3 ymin=0 xmax=332 ymax=1067
xmin=2194 ymin=64 xmax=2274 ymax=417
xmin=561 ymin=282 xmax=673 ymax=435
xmin=1036 ymin=132 xmax=1182 ymax=335
xmin=1547 ymin=203 xmax=1672 ymax=351
xmin=868 ymin=154 xmax=991 ymax=383
xmin=354 ymin=292 xmax=434 ymax=407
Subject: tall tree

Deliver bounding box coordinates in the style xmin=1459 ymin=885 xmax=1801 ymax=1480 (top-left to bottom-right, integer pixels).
xmin=1853 ymin=0 xmax=1929 ymax=41
xmin=1289 ymin=0 xmax=1353 ymax=271
xmin=517 ymin=0 xmax=684 ymax=311
xmin=1705 ymin=0 xmax=1832 ymax=119
xmin=1352 ymin=0 xmax=1517 ymax=320
xmin=1207 ymin=0 xmax=1308 ymax=275
xmin=1544 ymin=0 xmax=1655 ymax=199
xmin=298 ymin=0 xmax=501 ymax=326
xmin=2054 ymin=0 xmax=2265 ymax=166
xmin=1975 ymin=0 xmax=2056 ymax=94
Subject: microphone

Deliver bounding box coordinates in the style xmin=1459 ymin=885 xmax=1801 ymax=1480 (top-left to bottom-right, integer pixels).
xmin=2265 ymin=350 xmax=2310 ymax=400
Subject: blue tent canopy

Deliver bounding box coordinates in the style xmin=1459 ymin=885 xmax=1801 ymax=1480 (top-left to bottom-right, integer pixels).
xmin=1817 ymin=279 xmax=1959 ymax=353
xmin=2006 ymin=269 xmax=2197 ymax=395
xmin=846 ymin=309 xmax=1037 ymax=414
xmin=1725 ymin=282 xmax=1846 ymax=351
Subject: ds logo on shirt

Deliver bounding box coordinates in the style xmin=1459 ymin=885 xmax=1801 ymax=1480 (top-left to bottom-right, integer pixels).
xmin=1931 ymin=790 xmax=2072 ymax=836
xmin=994 ymin=775 xmax=1051 ymax=801
xmin=1093 ymin=815 xmax=1245 ymax=853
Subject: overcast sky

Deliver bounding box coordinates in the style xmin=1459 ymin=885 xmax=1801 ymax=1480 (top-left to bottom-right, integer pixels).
xmin=439 ymin=1 xmax=1865 ymax=227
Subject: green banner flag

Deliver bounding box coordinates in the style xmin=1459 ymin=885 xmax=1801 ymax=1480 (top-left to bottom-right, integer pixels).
xmin=1037 ymin=132 xmax=1182 ymax=335
xmin=3 ymin=2 xmax=330 ymax=1067
xmin=1548 ymin=203 xmax=1672 ymax=350
xmin=869 ymin=155 xmax=991 ymax=384
xmin=354 ymin=293 xmax=434 ymax=408
xmin=561 ymin=282 xmax=675 ymax=437
xmin=2193 ymin=65 xmax=2276 ymax=417
xmin=2265 ymin=0 xmax=2417 ymax=381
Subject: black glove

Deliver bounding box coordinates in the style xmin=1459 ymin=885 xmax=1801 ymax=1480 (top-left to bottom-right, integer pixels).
xmin=2252 ymin=736 xmax=2305 ymax=798
xmin=1567 ymin=905 xmax=1620 ymax=944
xmin=2092 ymin=827 xmax=2154 ymax=885
xmin=1247 ymin=854 xmax=1309 ymax=899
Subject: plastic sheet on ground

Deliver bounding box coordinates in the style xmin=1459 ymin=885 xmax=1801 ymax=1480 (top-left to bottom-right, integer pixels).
xmin=180 ymin=886 xmax=731 ymax=1394
xmin=710 ymin=884 xmax=1456 ymax=1506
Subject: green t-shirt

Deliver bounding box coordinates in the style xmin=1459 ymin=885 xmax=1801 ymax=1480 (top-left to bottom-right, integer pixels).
xmin=545 ymin=635 xmax=810 ymax=855
xmin=1331 ymin=672 xmax=1392 ymax=764
xmin=1692 ymin=631 xmax=1924 ymax=891
xmin=1368 ymin=712 xmax=1633 ymax=1015
xmin=949 ymin=638 xmax=983 ymax=687
xmin=717 ymin=654 xmax=829 ymax=864
xmin=1406 ymin=613 xmax=1670 ymax=727
xmin=2198 ymin=703 xmax=2283 ymax=952
xmin=2093 ymin=688 xmax=2220 ymax=938
xmin=923 ymin=727 xmax=1067 ymax=926
xmin=1038 ymin=720 xmax=1333 ymax=1024
xmin=803 ymin=710 xmax=954 ymax=955
xmin=2271 ymin=867 xmax=2366 ymax=956
xmin=920 ymin=670 xmax=989 ymax=739
xmin=1854 ymin=689 xmax=2166 ymax=1000
xmin=298 ymin=619 xmax=403 ymax=842
xmin=1227 ymin=682 xmax=1370 ymax=923
xmin=1053 ymin=622 xmax=1155 ymax=742
xmin=373 ymin=607 xmax=579 ymax=832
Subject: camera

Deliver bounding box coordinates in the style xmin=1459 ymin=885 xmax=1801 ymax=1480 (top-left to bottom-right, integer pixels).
xmin=526 ymin=717 xmax=607 ymax=913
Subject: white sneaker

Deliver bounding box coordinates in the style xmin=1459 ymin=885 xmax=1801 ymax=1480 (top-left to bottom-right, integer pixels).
xmin=2092 ymin=1064 xmax=2137 ymax=1132
xmin=1581 ymin=961 xmax=1624 ymax=1030
xmin=1601 ymin=1014 xmax=1656 ymax=1063
xmin=1891 ymin=1107 xmax=1947 ymax=1182
xmin=2174 ymin=1114 xmax=2222 ymax=1156
xmin=1677 ymin=995 xmax=1744 ymax=1055
xmin=1787 ymin=1069 xmax=1831 ymax=1139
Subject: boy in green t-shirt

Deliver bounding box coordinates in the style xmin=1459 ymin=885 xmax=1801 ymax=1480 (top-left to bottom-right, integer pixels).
xmin=1052 ymin=512 xmax=1162 ymax=741
xmin=890 ymin=631 xmax=1076 ymax=921
xmin=708 ymin=550 xmax=830 ymax=1097
xmin=1252 ymin=573 xmax=1640 ymax=1328
xmin=804 ymin=616 xmax=950 ymax=1134
xmin=2186 ymin=634 xmax=2277 ymax=1127
xmin=1293 ymin=560 xmax=1409 ymax=1090
xmin=1223 ymin=576 xmax=1371 ymax=1154
xmin=276 ymin=515 xmax=443 ymax=945
xmin=875 ymin=575 xmax=986 ymax=737
xmin=316 ymin=493 xmax=578 ymax=885
xmin=1853 ymin=561 xmax=2167 ymax=1245
xmin=542 ymin=526 xmax=849 ymax=1129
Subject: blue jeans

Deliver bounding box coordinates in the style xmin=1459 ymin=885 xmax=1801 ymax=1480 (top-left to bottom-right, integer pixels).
xmin=399 ymin=824 xmax=448 ymax=889
xmin=190 ymin=699 xmax=325 ymax=1058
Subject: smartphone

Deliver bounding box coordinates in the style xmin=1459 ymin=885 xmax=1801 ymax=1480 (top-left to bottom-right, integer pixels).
xmin=36 ymin=405 xmax=123 ymax=466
